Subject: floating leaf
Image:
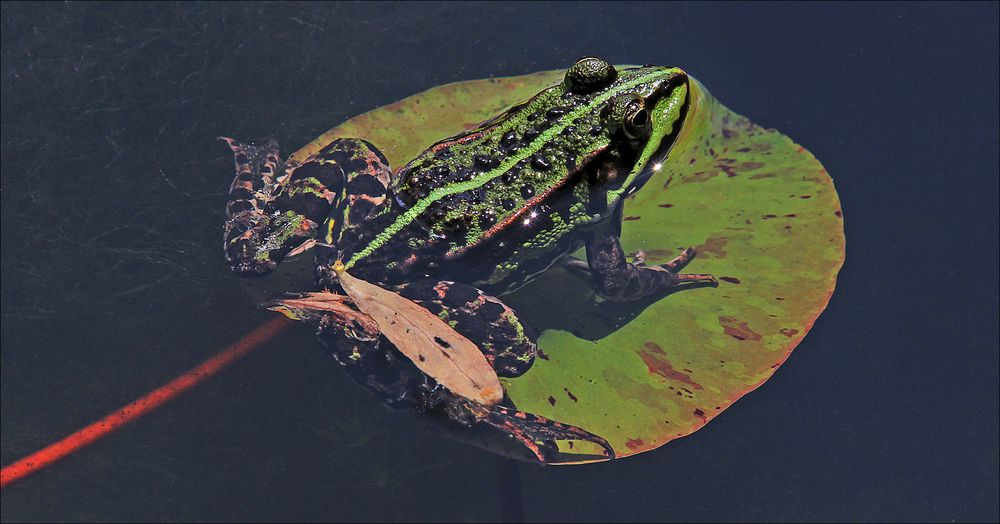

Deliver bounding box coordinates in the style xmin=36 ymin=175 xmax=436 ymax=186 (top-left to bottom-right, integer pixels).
xmin=288 ymin=68 xmax=844 ymax=464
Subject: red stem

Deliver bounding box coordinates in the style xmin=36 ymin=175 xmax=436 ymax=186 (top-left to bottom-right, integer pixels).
xmin=0 ymin=316 xmax=292 ymax=488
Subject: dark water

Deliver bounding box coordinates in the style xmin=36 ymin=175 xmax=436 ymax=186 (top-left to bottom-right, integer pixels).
xmin=2 ymin=2 xmax=997 ymax=522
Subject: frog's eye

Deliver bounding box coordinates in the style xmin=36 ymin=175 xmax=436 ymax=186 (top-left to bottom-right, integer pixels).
xmin=603 ymin=93 xmax=652 ymax=141
xmin=625 ymin=104 xmax=652 ymax=140
xmin=564 ymin=56 xmax=617 ymax=93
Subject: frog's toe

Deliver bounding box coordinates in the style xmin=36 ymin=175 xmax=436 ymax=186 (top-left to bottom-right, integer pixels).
xmin=631 ymin=249 xmax=648 ymax=266
xmin=653 ymin=247 xmax=718 ymax=288
xmin=670 ymin=272 xmax=719 ymax=287
xmin=481 ymin=404 xmax=615 ymax=463
xmin=661 ymin=246 xmax=696 ymax=272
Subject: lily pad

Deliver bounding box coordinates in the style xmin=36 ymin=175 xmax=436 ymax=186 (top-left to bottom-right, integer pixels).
xmin=290 ymin=68 xmax=844 ymax=464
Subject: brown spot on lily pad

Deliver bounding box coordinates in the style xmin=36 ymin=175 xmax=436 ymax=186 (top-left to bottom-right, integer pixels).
xmin=548 ymin=396 xmax=557 ymax=406
xmin=625 ymin=438 xmax=645 ymax=450
xmin=741 ymin=161 xmax=765 ymax=170
xmin=718 ymin=316 xmax=763 ymax=341
xmin=637 ymin=342 xmax=703 ymax=389
xmin=564 ymin=388 xmax=578 ymax=402
xmin=693 ymin=237 xmax=729 ymax=258
xmin=623 ymin=215 xmax=641 ymax=221
xmin=718 ymin=164 xmax=739 ymax=177
xmin=682 ymin=170 xmax=718 ymax=183
xmin=657 ymin=203 xmax=674 ymax=208
xmin=693 ymin=408 xmax=706 ymax=418
xmin=719 ymin=276 xmax=741 ymax=284
xmin=779 ymin=328 xmax=799 ymax=337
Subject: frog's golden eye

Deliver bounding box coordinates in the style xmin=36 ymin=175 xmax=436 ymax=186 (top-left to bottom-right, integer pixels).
xmin=564 ymin=56 xmax=617 ymax=93
xmin=603 ymin=93 xmax=652 ymax=141
xmin=625 ymin=104 xmax=652 ymax=140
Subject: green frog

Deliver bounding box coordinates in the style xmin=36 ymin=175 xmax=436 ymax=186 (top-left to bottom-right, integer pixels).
xmin=220 ymin=57 xmax=717 ymax=462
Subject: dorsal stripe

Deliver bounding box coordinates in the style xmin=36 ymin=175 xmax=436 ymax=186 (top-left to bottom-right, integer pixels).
xmin=344 ymin=69 xmax=672 ymax=269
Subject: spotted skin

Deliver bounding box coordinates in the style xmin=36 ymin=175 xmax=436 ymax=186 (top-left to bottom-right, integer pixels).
xmin=220 ymin=137 xmax=285 ymax=274
xmin=222 ymin=138 xmax=391 ymax=276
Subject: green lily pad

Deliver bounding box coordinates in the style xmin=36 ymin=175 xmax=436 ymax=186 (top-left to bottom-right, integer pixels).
xmin=291 ymin=68 xmax=844 ymax=464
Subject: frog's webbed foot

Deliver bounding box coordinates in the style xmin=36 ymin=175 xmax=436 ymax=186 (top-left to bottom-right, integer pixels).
xmin=220 ymin=137 xmax=287 ymax=275
xmin=220 ymin=136 xmax=332 ymax=276
xmin=479 ymin=404 xmax=615 ymax=463
xmin=652 ymin=247 xmax=718 ymax=286
xmin=586 ymin=228 xmax=718 ymax=302
xmin=220 ymin=137 xmax=390 ymax=276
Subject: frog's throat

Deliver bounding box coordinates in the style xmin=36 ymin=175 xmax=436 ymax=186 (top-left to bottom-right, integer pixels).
xmin=343 ymin=68 xmax=679 ymax=271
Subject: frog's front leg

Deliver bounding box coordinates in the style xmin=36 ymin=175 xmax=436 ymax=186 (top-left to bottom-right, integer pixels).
xmin=220 ymin=137 xmax=390 ymax=275
xmin=585 ymin=220 xmax=718 ymax=301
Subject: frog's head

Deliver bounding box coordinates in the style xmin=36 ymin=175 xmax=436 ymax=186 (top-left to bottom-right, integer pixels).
xmin=562 ymin=58 xmax=691 ymax=211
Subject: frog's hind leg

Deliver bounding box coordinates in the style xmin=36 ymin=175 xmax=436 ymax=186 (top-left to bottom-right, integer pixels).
xmin=394 ymin=280 xmax=538 ymax=378
xmin=268 ymin=291 xmax=431 ymax=410
xmin=394 ymin=280 xmax=614 ymax=462
xmin=271 ymin=282 xmax=615 ymax=462
xmin=585 ymin=223 xmax=718 ymax=301
xmin=306 ymin=138 xmax=392 ymax=249
xmin=479 ymin=404 xmax=616 ymax=463
xmin=220 ymin=137 xmax=390 ymax=276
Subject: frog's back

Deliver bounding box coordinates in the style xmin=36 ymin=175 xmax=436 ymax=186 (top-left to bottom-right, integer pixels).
xmin=341 ymin=61 xmax=690 ymax=293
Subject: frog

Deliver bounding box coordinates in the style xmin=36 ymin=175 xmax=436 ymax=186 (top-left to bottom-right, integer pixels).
xmin=220 ymin=57 xmax=718 ymax=463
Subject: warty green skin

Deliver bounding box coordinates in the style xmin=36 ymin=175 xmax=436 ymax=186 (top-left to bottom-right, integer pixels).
xmin=323 ymin=65 xmax=691 ymax=294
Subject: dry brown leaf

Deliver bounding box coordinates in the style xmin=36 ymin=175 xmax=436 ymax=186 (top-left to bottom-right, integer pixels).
xmin=337 ymin=270 xmax=504 ymax=406
xmin=268 ymin=291 xmax=379 ymax=336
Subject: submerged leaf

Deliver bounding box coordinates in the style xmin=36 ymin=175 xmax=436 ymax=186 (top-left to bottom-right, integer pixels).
xmin=336 ymin=270 xmax=504 ymax=406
